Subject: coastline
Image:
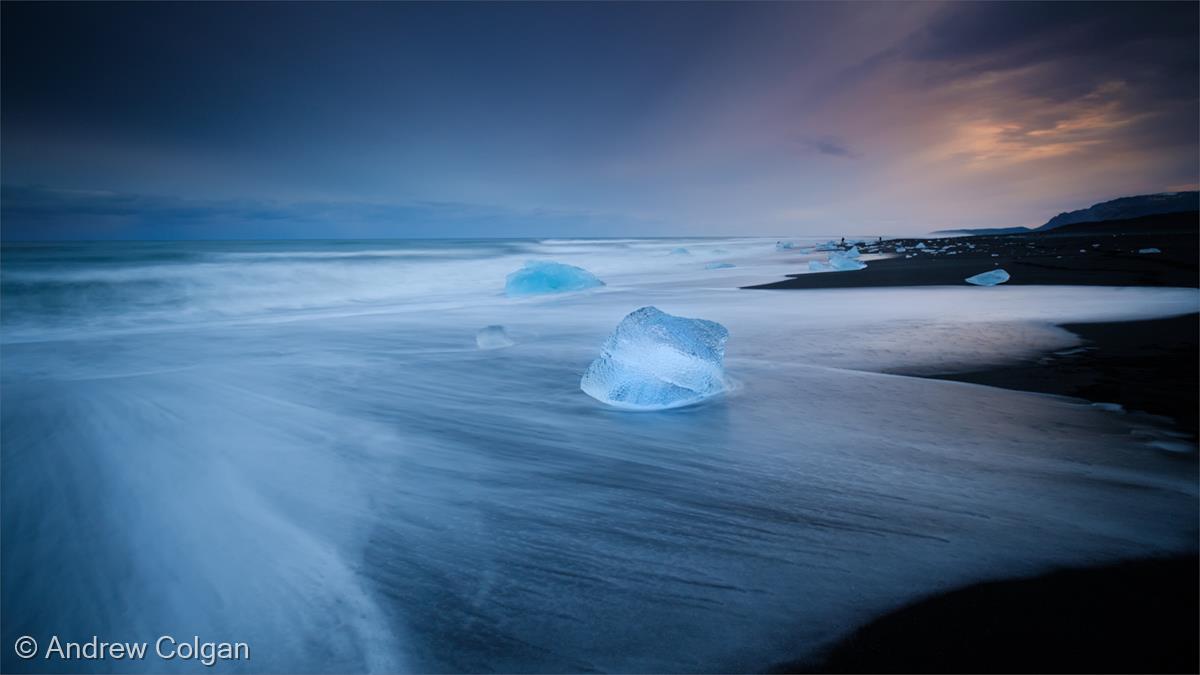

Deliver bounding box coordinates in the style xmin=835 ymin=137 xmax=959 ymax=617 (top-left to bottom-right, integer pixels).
xmin=751 ymin=215 xmax=1198 ymax=673
xmin=773 ymin=555 xmax=1199 ymax=674
xmin=746 ymin=212 xmax=1198 ymax=290
xmin=931 ymin=313 xmax=1199 ymax=441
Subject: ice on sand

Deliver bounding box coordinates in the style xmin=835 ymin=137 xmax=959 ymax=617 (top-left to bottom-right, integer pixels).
xmin=705 ymin=262 xmax=736 ymax=269
xmin=965 ymin=269 xmax=1011 ymax=286
xmin=809 ymin=260 xmax=833 ymax=272
xmin=915 ymin=242 xmax=927 ymax=249
xmin=580 ymin=306 xmax=729 ymax=411
xmin=1139 ymin=248 xmax=1162 ymax=254
xmin=505 ymin=261 xmax=604 ymax=296
xmin=828 ymin=253 xmax=867 ymax=271
xmin=476 ymin=325 xmax=515 ymax=350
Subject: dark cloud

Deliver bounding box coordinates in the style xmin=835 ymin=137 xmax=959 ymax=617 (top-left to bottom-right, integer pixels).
xmin=904 ymin=2 xmax=1198 ymax=103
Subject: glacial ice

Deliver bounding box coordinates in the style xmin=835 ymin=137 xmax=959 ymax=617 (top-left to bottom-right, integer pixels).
xmin=505 ymin=261 xmax=605 ymax=296
xmin=828 ymin=254 xmax=868 ymax=271
xmin=809 ymin=260 xmax=833 ymax=272
xmin=895 ymin=246 xmax=907 ymax=253
xmin=705 ymin=262 xmax=736 ymax=269
xmin=843 ymin=246 xmax=861 ymax=258
xmin=670 ymin=247 xmax=691 ymax=255
xmin=965 ymin=269 xmax=1011 ymax=286
xmin=776 ymin=241 xmax=795 ymax=251
xmin=476 ymin=325 xmax=515 ymax=350
xmin=580 ymin=306 xmax=729 ymax=410
xmin=1139 ymin=248 xmax=1162 ymax=254
xmin=915 ymin=242 xmax=927 ymax=249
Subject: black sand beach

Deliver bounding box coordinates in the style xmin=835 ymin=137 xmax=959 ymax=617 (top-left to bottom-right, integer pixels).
xmin=934 ymin=314 xmax=1199 ymax=440
xmin=753 ymin=212 xmax=1198 ymax=674
xmin=749 ymin=211 xmax=1200 ymax=438
xmin=746 ymin=212 xmax=1199 ymax=290
xmin=774 ymin=555 xmax=1199 ymax=674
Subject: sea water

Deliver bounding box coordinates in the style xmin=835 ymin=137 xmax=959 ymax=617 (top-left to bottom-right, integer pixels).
xmin=2 ymin=238 xmax=1197 ymax=673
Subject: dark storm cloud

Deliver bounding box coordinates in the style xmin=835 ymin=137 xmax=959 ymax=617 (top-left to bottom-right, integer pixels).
xmin=904 ymin=2 xmax=1198 ymax=102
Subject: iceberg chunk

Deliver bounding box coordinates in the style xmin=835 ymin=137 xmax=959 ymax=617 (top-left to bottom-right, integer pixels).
xmin=965 ymin=269 xmax=1011 ymax=286
xmin=669 ymin=247 xmax=691 ymax=255
xmin=705 ymin=262 xmax=736 ymax=269
xmin=828 ymin=254 xmax=867 ymax=271
xmin=1138 ymin=247 xmax=1161 ymax=254
xmin=776 ymin=241 xmax=795 ymax=250
xmin=842 ymin=246 xmax=861 ymax=258
xmin=505 ymin=261 xmax=604 ymax=297
xmin=580 ymin=306 xmax=729 ymax=410
xmin=809 ymin=260 xmax=833 ymax=272
xmin=475 ymin=325 xmax=515 ymax=350
xmin=915 ymin=242 xmax=927 ymax=249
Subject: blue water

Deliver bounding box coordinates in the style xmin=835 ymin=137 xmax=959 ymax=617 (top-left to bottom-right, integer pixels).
xmin=3 ymin=239 xmax=1197 ymax=672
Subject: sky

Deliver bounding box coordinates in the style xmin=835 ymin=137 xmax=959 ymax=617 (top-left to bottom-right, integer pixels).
xmin=2 ymin=1 xmax=1197 ymax=240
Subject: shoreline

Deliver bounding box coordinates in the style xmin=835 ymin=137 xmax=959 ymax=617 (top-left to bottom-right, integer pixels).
xmin=772 ymin=555 xmax=1199 ymax=674
xmin=746 ymin=212 xmax=1198 ymax=290
xmin=754 ymin=216 xmax=1198 ymax=672
xmin=930 ymin=313 xmax=1199 ymax=440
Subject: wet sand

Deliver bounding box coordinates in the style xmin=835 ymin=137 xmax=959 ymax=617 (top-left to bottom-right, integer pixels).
xmin=774 ymin=556 xmax=1199 ymax=674
xmin=752 ymin=212 xmax=1198 ymax=673
xmin=932 ymin=313 xmax=1199 ymax=440
xmin=746 ymin=212 xmax=1198 ymax=290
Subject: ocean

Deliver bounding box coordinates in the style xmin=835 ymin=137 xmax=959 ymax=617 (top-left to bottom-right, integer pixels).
xmin=2 ymin=238 xmax=1197 ymax=672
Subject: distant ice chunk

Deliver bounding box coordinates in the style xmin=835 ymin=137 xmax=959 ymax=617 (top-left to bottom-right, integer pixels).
xmin=895 ymin=246 xmax=907 ymax=253
xmin=1138 ymin=247 xmax=1162 ymax=254
xmin=580 ymin=306 xmax=729 ymax=410
xmin=669 ymin=247 xmax=691 ymax=255
xmin=828 ymin=253 xmax=867 ymax=271
xmin=965 ymin=269 xmax=1011 ymax=286
xmin=476 ymin=325 xmax=515 ymax=350
xmin=776 ymin=241 xmax=795 ymax=251
xmin=505 ymin=261 xmax=604 ymax=296
xmin=915 ymin=242 xmax=927 ymax=249
xmin=705 ymin=262 xmax=736 ymax=269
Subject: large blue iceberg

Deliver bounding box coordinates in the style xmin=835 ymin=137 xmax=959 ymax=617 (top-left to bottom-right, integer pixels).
xmin=505 ymin=261 xmax=605 ymax=297
xmin=580 ymin=306 xmax=729 ymax=410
